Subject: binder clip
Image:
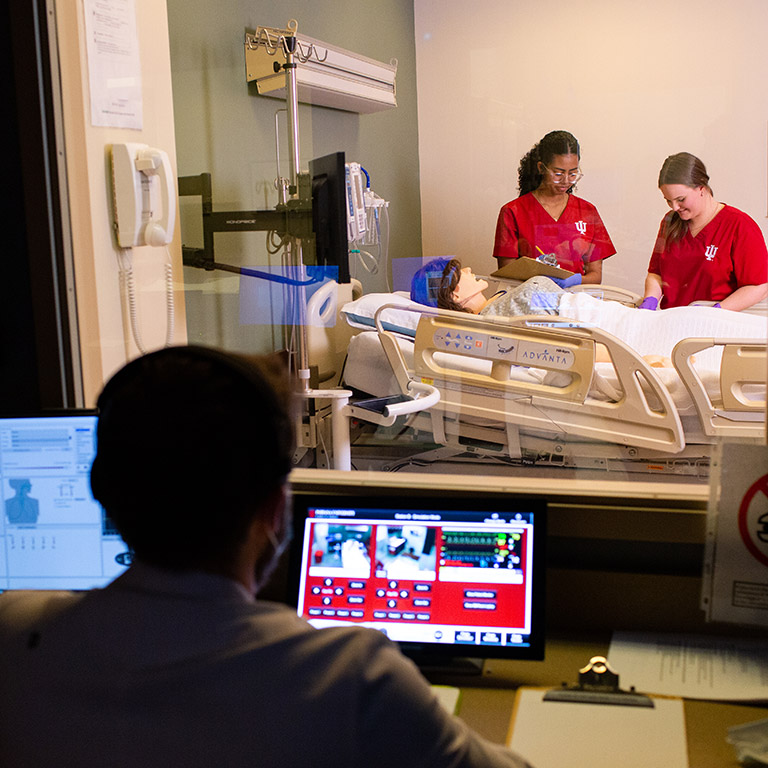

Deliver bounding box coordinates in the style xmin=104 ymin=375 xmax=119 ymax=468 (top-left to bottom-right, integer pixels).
xmin=543 ymin=655 xmax=653 ymax=707
xmin=535 ymin=252 xmax=558 ymax=266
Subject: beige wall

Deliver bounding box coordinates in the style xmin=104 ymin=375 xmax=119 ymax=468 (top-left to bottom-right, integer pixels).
xmin=414 ymin=0 xmax=768 ymax=294
xmin=55 ymin=0 xmax=186 ymax=405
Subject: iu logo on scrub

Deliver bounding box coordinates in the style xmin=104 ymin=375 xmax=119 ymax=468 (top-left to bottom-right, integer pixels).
xmin=704 ymin=244 xmax=718 ymax=261
xmin=738 ymin=473 xmax=768 ymax=568
xmin=574 ymin=221 xmax=587 ymax=235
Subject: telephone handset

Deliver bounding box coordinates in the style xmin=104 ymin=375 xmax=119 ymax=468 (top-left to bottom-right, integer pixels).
xmin=111 ymin=142 xmax=176 ymax=248
xmin=109 ymin=142 xmax=177 ymax=353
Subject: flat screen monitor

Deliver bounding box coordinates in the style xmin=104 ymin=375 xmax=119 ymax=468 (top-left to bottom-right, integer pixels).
xmin=0 ymin=412 xmax=130 ymax=591
xmin=309 ymin=151 xmax=350 ymax=284
xmin=288 ymin=493 xmax=546 ymax=667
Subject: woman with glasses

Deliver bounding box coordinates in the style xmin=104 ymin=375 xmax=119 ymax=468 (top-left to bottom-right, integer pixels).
xmin=639 ymin=152 xmax=768 ymax=311
xmin=493 ymin=130 xmax=615 ymax=286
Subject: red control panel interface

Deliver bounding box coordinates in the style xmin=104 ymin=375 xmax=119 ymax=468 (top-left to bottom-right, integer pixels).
xmin=295 ymin=504 xmax=538 ymax=650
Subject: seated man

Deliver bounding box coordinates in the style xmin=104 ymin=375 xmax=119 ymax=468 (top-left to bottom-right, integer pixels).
xmin=0 ymin=345 xmax=532 ymax=768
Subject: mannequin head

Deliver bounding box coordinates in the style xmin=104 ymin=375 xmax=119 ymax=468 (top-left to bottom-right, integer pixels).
xmin=410 ymin=257 xmax=488 ymax=313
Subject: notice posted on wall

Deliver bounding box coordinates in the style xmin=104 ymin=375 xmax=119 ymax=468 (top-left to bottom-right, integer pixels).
xmin=702 ymin=442 xmax=768 ymax=627
xmin=83 ymin=0 xmax=143 ymax=129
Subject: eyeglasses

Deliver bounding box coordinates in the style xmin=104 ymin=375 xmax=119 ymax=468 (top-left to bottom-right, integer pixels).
xmin=543 ymin=165 xmax=583 ymax=184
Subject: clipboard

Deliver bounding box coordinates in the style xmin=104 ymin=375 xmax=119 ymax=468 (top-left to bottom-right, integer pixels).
xmin=491 ymin=256 xmax=573 ymax=282
xmin=507 ymin=657 xmax=689 ymax=768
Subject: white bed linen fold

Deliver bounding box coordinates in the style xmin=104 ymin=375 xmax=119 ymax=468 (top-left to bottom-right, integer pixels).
xmin=557 ymin=293 xmax=767 ymax=370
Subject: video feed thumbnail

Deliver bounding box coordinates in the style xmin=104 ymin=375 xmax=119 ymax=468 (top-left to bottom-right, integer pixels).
xmin=374 ymin=525 xmax=437 ymax=580
xmin=308 ymin=523 xmax=372 ymax=578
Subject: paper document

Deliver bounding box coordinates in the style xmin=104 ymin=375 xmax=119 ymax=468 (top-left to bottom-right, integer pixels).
xmin=508 ymin=687 xmax=688 ymax=768
xmin=608 ymin=631 xmax=768 ymax=701
xmin=83 ymin=0 xmax=143 ymax=129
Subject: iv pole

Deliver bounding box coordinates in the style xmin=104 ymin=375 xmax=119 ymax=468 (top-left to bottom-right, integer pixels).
xmin=245 ymin=20 xmax=323 ymax=391
xmin=244 ymin=22 xmax=355 ymax=468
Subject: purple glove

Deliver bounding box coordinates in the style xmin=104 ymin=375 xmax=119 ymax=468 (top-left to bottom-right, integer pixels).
xmin=713 ymin=302 xmax=722 ymax=308
xmin=550 ymin=274 xmax=582 ymax=289
xmin=639 ymin=296 xmax=658 ymax=310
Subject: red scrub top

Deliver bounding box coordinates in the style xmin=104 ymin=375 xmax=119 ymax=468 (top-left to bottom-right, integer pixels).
xmin=492 ymin=192 xmax=616 ymax=274
xmin=648 ymin=204 xmax=768 ymax=308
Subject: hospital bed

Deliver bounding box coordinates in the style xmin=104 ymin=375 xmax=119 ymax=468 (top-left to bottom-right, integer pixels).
xmin=337 ymin=290 xmax=767 ymax=476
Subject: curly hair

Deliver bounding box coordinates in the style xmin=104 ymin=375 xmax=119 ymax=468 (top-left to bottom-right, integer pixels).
xmin=517 ymin=130 xmax=580 ymax=196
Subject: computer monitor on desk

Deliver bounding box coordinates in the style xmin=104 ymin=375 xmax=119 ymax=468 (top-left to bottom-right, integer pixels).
xmin=0 ymin=412 xmax=129 ymax=591
xmin=288 ymin=493 xmax=546 ymax=671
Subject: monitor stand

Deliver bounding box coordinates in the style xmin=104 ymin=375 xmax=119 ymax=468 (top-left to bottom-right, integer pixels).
xmin=406 ymin=654 xmax=485 ymax=678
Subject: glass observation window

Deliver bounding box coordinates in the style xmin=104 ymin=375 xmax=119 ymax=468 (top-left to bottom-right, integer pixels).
xmin=167 ymin=1 xmax=768 ymax=489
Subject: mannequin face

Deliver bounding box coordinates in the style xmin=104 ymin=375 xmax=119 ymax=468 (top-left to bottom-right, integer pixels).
xmin=660 ymin=183 xmax=708 ymax=220
xmin=452 ymin=267 xmax=488 ymax=312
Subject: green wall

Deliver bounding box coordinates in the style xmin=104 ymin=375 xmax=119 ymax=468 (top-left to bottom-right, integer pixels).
xmin=167 ymin=0 xmax=422 ymax=352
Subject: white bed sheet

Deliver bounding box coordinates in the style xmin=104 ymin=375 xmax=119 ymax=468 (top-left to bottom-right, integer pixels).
xmin=557 ymin=292 xmax=767 ymax=370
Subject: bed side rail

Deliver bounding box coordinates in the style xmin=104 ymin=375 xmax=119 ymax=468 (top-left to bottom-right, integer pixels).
xmin=673 ymin=338 xmax=767 ymax=438
xmin=378 ymin=308 xmax=684 ymax=453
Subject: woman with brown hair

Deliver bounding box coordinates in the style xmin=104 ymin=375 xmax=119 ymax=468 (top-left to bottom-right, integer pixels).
xmin=641 ymin=152 xmax=768 ymax=310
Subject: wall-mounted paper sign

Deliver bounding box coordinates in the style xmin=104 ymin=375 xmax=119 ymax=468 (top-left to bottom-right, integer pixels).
xmin=83 ymin=0 xmax=143 ymax=129
xmin=702 ymin=442 xmax=768 ymax=627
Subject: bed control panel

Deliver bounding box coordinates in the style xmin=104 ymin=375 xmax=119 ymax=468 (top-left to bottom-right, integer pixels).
xmin=431 ymin=328 xmax=576 ymax=370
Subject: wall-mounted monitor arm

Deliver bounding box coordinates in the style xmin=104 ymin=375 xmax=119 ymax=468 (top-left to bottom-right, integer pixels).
xmin=177 ymin=172 xmax=313 ymax=272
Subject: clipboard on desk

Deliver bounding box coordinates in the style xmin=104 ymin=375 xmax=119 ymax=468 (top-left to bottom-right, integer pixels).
xmin=507 ymin=657 xmax=689 ymax=768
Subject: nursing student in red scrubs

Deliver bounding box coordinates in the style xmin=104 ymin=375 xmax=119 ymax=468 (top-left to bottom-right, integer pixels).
xmin=640 ymin=152 xmax=768 ymax=311
xmin=492 ymin=130 xmax=616 ymax=287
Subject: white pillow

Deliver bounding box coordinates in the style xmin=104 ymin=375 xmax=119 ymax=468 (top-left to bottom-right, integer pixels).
xmin=340 ymin=292 xmax=428 ymax=337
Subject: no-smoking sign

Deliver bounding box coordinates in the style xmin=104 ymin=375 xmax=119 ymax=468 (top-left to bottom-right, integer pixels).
xmin=705 ymin=445 xmax=768 ymax=627
xmin=738 ymin=473 xmax=768 ymax=569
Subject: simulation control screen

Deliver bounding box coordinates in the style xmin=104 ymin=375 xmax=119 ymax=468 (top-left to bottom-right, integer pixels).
xmin=0 ymin=413 xmax=130 ymax=591
xmin=291 ymin=495 xmax=545 ymax=658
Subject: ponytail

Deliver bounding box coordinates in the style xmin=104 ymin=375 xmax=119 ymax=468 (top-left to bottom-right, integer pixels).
xmin=658 ymin=152 xmax=713 ymax=243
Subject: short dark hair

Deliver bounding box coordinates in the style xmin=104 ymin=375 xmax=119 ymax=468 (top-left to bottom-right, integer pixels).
xmin=90 ymin=346 xmax=295 ymax=570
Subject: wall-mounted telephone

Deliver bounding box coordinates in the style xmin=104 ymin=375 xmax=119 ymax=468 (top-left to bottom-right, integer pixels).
xmin=109 ymin=142 xmax=177 ymax=354
xmin=111 ymin=142 xmax=176 ymax=248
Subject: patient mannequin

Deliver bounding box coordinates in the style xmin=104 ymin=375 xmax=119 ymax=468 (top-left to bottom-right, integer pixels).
xmin=410 ymin=257 xmax=678 ymax=366
xmin=411 ymin=256 xmax=567 ymax=316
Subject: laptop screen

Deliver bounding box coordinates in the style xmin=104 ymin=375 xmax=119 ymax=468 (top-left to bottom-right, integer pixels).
xmin=289 ymin=493 xmax=546 ymax=661
xmin=0 ymin=413 xmax=130 ymax=591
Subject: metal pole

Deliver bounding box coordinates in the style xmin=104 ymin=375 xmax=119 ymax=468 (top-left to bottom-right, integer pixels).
xmin=283 ymin=35 xmax=301 ymax=195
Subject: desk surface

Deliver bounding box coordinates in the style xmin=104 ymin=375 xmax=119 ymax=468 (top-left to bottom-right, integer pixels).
xmin=444 ymin=636 xmax=768 ymax=768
